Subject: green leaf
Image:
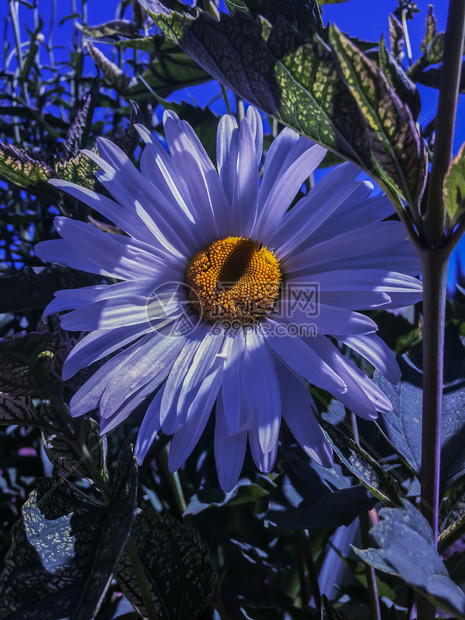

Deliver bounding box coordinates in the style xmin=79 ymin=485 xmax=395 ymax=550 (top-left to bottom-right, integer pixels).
xmin=55 ymin=149 xmax=100 ymax=190
xmin=329 ymin=24 xmax=427 ymax=207
xmin=140 ymin=0 xmax=425 ymax=212
xmin=185 ymin=478 xmax=270 ymax=515
xmin=0 ymin=139 xmax=52 ymax=190
xmin=117 ymin=504 xmax=216 ymax=619
xmin=0 ymin=393 xmax=56 ymax=430
xmin=21 ymin=18 xmax=43 ymax=82
xmin=80 ymin=19 xmax=140 ymax=41
xmin=224 ymin=0 xmax=323 ymax=36
xmin=388 ymin=14 xmax=404 ymax=61
xmin=420 ymin=5 xmax=437 ymax=52
xmin=124 ymin=37 xmax=211 ymax=99
xmin=444 ymin=142 xmax=465 ymax=224
xmin=0 ymin=444 xmax=137 ymax=620
xmin=86 ymin=42 xmax=133 ymax=92
xmin=320 ymin=419 xmax=403 ymax=505
xmin=439 ymin=479 xmax=465 ymax=552
xmin=64 ymin=78 xmax=99 ymax=157
xmin=353 ymin=501 xmax=465 ymax=619
xmin=321 ymin=595 xmax=348 ymax=619
xmin=377 ymin=36 xmax=421 ymax=120
xmin=375 ymin=326 xmax=465 ymax=491
xmin=0 ymin=321 xmax=74 ymax=397
xmin=42 ymin=416 xmax=108 ymax=482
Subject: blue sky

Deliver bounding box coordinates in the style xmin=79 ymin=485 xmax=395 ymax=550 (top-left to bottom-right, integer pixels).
xmin=1 ymin=0 xmax=464 ymax=287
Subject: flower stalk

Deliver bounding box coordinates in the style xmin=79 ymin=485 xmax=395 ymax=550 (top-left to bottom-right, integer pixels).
xmin=417 ymin=1 xmax=465 ymax=617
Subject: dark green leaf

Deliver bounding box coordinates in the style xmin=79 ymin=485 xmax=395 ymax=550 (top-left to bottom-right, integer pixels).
xmin=266 ymin=449 xmax=375 ymax=529
xmin=329 ymin=25 xmax=427 ymax=207
xmin=0 ymin=320 xmax=74 ymax=397
xmin=353 ymin=501 xmax=465 ymax=619
xmin=224 ymin=0 xmax=323 ymax=36
xmin=0 ymin=139 xmax=53 ymax=191
xmin=116 ymin=504 xmax=216 ymax=619
xmin=376 ymin=326 xmax=465 ymax=490
xmin=80 ymin=19 xmax=140 ymax=41
xmin=86 ymin=43 xmax=133 ymax=92
xmin=0 ymin=268 xmax=99 ymax=314
xmin=320 ymin=419 xmax=404 ymax=505
xmin=439 ymin=479 xmax=465 ymax=552
xmin=185 ymin=478 xmax=270 ymax=515
xmin=124 ymin=37 xmax=211 ymax=99
xmin=0 ymin=393 xmax=55 ymax=430
xmin=21 ymin=18 xmax=43 ymax=82
xmin=42 ymin=416 xmax=108 ymax=482
xmin=377 ymin=36 xmax=421 ymax=120
xmin=64 ymin=78 xmax=100 ymax=157
xmin=0 ymin=444 xmax=137 ymax=620
xmin=321 ymin=594 xmax=348 ymax=619
xmin=140 ymin=0 xmax=426 ymax=212
xmin=444 ymin=142 xmax=465 ymax=224
xmin=388 ymin=14 xmax=404 ymax=61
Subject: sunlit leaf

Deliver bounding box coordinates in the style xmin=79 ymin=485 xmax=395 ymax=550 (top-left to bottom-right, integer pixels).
xmin=117 ymin=504 xmax=216 ymax=619
xmin=140 ymin=0 xmax=426 ymax=212
xmin=56 ymin=149 xmax=100 ymax=191
xmin=329 ymin=24 xmax=427 ymax=207
xmin=353 ymin=501 xmax=465 ymax=619
xmin=0 ymin=139 xmax=52 ymax=191
xmin=444 ymin=142 xmax=465 ymax=224
xmin=0 ymin=444 xmax=137 ymax=620
xmin=420 ymin=5 xmax=437 ymax=52
xmin=86 ymin=42 xmax=133 ymax=92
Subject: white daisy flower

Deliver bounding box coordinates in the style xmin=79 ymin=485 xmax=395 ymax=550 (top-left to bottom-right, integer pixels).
xmin=35 ymin=107 xmax=422 ymax=491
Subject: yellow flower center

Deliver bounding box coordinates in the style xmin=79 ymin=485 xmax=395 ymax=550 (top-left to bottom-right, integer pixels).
xmin=186 ymin=236 xmax=282 ymax=324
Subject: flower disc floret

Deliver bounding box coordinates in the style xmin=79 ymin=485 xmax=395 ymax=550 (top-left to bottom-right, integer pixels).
xmin=186 ymin=236 xmax=282 ymax=324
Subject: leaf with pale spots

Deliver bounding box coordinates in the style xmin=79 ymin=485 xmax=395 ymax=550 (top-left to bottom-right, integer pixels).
xmin=439 ymin=479 xmax=465 ymax=553
xmin=0 ymin=139 xmax=52 ymax=192
xmin=0 ymin=444 xmax=137 ymax=620
xmin=420 ymin=5 xmax=437 ymax=52
xmin=116 ymin=503 xmax=216 ymax=619
xmin=444 ymin=142 xmax=465 ymax=224
xmin=329 ymin=25 xmax=427 ymax=208
xmin=320 ymin=418 xmax=403 ymax=505
xmin=56 ymin=149 xmax=100 ymax=191
xmin=139 ymin=0 xmax=425 ymax=213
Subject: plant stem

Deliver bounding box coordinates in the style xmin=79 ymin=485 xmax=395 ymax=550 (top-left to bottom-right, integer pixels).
xmin=425 ymin=0 xmax=465 ymax=247
xmin=359 ymin=511 xmax=382 ymax=620
xmin=126 ymin=535 xmax=162 ymax=620
xmin=417 ymin=249 xmax=449 ymax=620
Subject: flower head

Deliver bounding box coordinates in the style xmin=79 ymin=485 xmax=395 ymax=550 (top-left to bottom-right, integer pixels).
xmin=35 ymin=107 xmax=422 ymax=491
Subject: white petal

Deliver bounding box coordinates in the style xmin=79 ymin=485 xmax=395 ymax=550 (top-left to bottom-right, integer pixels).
xmin=342 ymin=334 xmax=400 ymax=384
xmin=214 ymin=394 xmax=247 ymax=491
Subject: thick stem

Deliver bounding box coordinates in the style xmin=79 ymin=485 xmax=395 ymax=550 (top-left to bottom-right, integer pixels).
xmin=418 ymin=249 xmax=449 ymax=620
xmin=425 ymin=0 xmax=465 ymax=247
